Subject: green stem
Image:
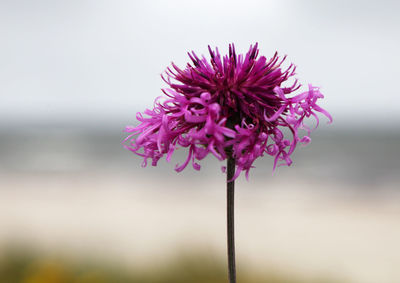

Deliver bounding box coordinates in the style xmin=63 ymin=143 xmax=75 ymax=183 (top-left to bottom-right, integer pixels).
xmin=227 ymin=156 xmax=236 ymax=283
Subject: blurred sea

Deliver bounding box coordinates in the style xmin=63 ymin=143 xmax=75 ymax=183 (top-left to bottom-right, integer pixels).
xmin=1 ymin=124 xmax=399 ymax=190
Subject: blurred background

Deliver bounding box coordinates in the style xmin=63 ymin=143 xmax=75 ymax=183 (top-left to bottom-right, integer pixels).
xmin=1 ymin=0 xmax=399 ymax=282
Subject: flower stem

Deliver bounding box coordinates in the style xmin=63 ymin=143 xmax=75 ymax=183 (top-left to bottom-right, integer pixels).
xmin=227 ymin=156 xmax=236 ymax=283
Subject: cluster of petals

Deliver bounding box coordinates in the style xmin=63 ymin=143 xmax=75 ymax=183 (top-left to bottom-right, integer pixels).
xmin=124 ymin=43 xmax=332 ymax=180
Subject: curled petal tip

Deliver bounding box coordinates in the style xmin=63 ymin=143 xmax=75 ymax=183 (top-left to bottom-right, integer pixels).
xmin=124 ymin=43 xmax=332 ymax=180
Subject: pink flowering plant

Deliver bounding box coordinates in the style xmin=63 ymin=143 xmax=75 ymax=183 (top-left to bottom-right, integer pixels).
xmin=125 ymin=43 xmax=331 ymax=179
xmin=124 ymin=43 xmax=331 ymax=283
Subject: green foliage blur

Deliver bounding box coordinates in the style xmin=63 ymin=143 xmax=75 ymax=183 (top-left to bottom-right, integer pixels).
xmin=0 ymin=246 xmax=340 ymax=283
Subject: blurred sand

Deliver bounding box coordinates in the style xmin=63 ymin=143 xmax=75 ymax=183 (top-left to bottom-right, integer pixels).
xmin=1 ymin=172 xmax=399 ymax=283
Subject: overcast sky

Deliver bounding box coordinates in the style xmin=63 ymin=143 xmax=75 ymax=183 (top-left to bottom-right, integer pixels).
xmin=1 ymin=0 xmax=399 ymax=129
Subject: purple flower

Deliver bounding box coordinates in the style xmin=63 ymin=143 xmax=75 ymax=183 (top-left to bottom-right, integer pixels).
xmin=124 ymin=43 xmax=332 ymax=180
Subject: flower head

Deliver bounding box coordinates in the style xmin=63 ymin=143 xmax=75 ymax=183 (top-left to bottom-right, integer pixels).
xmin=124 ymin=43 xmax=332 ymax=180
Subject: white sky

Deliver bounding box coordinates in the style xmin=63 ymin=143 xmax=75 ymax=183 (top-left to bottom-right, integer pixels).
xmin=1 ymin=0 xmax=399 ymax=128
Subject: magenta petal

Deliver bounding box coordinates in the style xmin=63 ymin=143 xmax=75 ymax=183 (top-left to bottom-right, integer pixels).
xmin=313 ymin=104 xmax=333 ymax=123
xmin=264 ymin=105 xmax=286 ymax=122
xmin=175 ymin=147 xmax=193 ymax=172
xmin=184 ymin=112 xmax=207 ymax=123
xmin=124 ymin=43 xmax=332 ymax=180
